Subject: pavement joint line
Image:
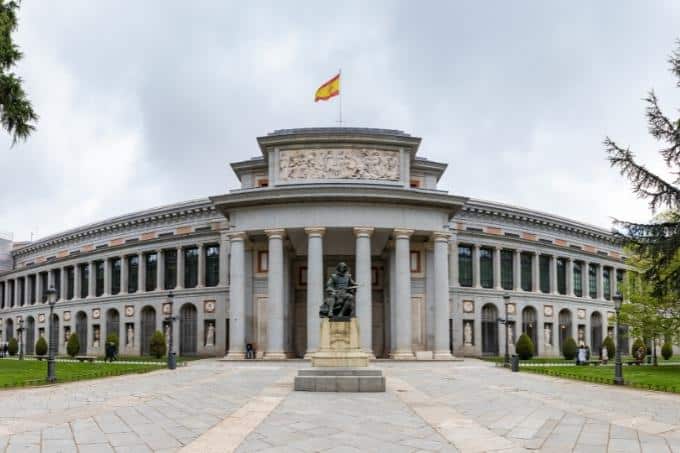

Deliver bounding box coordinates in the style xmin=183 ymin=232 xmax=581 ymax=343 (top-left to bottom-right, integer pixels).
xmin=178 ymin=370 xmax=295 ymax=453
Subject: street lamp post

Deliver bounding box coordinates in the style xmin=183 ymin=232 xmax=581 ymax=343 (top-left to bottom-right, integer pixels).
xmin=18 ymin=318 xmax=24 ymax=360
xmin=165 ymin=291 xmax=177 ymax=370
xmin=613 ymin=293 xmax=624 ymax=385
xmin=46 ymin=287 xmax=58 ymax=383
xmin=503 ymin=294 xmax=511 ymax=367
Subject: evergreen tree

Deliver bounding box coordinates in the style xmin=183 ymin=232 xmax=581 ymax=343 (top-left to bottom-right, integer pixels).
xmin=35 ymin=336 xmax=47 ymax=356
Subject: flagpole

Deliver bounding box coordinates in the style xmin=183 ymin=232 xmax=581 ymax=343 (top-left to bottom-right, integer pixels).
xmin=338 ymin=68 xmax=342 ymax=126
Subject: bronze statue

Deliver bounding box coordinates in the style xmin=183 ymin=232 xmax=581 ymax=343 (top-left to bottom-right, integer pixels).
xmin=320 ymin=262 xmax=358 ymax=319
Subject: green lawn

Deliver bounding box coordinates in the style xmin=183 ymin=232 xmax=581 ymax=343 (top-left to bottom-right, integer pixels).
xmin=481 ymin=356 xmax=574 ymax=364
xmin=522 ymin=364 xmax=680 ymax=393
xmin=0 ymin=359 xmax=163 ymax=389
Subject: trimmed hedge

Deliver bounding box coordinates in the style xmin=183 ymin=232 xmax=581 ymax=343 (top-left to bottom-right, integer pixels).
xmin=149 ymin=330 xmax=166 ymax=359
xmin=35 ymin=336 xmax=48 ymax=356
xmin=515 ymin=333 xmax=535 ymax=360
xmin=632 ymin=338 xmax=646 ymax=361
xmin=7 ymin=337 xmax=18 ymax=356
xmin=602 ymin=336 xmax=615 ymax=358
xmin=662 ymin=342 xmax=673 ymax=361
xmin=67 ymin=333 xmax=80 ymax=357
xmin=562 ymin=337 xmax=577 ymax=360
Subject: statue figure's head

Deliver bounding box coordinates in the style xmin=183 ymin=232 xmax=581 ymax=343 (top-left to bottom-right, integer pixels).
xmin=336 ymin=262 xmax=348 ymax=274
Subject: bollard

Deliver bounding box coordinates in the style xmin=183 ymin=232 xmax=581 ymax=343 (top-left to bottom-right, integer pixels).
xmin=511 ymin=355 xmax=519 ymax=372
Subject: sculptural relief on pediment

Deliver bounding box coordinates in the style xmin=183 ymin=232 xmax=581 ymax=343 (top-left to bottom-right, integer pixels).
xmin=279 ymin=148 xmax=400 ymax=182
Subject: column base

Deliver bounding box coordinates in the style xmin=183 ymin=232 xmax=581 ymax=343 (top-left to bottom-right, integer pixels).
xmin=303 ymin=350 xmax=317 ymax=360
xmin=433 ymin=350 xmax=456 ymax=360
xmin=223 ymin=351 xmax=246 ymax=360
xmin=263 ymin=352 xmax=287 ymax=360
xmin=362 ymin=350 xmax=376 ymax=360
xmin=390 ymin=351 xmax=415 ymax=360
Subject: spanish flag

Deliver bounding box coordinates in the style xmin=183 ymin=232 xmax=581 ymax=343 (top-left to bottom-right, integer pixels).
xmin=314 ymin=73 xmax=340 ymax=102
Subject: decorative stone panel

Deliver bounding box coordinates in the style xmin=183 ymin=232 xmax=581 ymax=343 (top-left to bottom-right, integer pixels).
xmin=279 ymin=148 xmax=400 ymax=182
xmin=175 ymin=226 xmax=193 ymax=235
xmin=485 ymin=227 xmax=502 ymax=235
xmin=140 ymin=232 xmax=157 ymax=241
xmin=521 ymin=232 xmax=537 ymax=241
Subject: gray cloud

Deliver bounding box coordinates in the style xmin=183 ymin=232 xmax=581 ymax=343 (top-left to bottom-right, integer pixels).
xmin=1 ymin=0 xmax=679 ymax=241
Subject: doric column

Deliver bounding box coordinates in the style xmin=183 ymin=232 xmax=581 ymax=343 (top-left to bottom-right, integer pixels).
xmin=48 ymin=270 xmax=55 ymax=294
xmin=73 ymin=267 xmax=80 ymax=300
xmin=611 ymin=267 xmax=618 ymax=297
xmin=121 ymin=256 xmax=128 ymax=295
xmin=26 ymin=276 xmax=32 ymax=305
xmin=566 ymin=258 xmax=574 ymax=296
xmin=24 ymin=276 xmax=30 ymax=306
xmin=226 ymin=232 xmax=247 ymax=358
xmin=157 ymin=250 xmax=164 ymax=291
xmin=472 ymin=244 xmax=480 ymax=288
xmin=550 ymin=255 xmax=558 ymax=294
xmin=88 ymin=262 xmax=96 ymax=298
xmin=176 ymin=246 xmax=184 ymax=289
xmin=60 ymin=268 xmax=67 ymax=301
xmin=219 ymin=232 xmax=230 ymax=287
xmin=596 ymin=264 xmax=604 ymax=300
xmin=532 ymin=251 xmax=540 ymax=293
xmin=138 ymin=252 xmax=145 ymax=293
xmin=13 ymin=278 xmax=19 ymax=307
xmin=493 ymin=246 xmax=502 ymax=290
xmin=103 ymin=259 xmax=111 ymax=297
xmin=264 ymin=229 xmax=286 ymax=359
xmin=582 ymin=261 xmax=590 ymax=298
xmin=513 ymin=249 xmax=522 ymax=290
xmin=449 ymin=237 xmax=459 ymax=288
xmin=197 ymin=243 xmax=205 ymax=288
xmin=304 ymin=227 xmax=325 ymax=356
xmin=354 ymin=227 xmax=374 ymax=355
xmin=391 ymin=228 xmax=414 ymax=359
xmin=433 ymin=231 xmax=452 ymax=359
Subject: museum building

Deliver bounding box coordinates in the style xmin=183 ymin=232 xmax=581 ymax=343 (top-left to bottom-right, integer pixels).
xmin=0 ymin=128 xmax=628 ymax=359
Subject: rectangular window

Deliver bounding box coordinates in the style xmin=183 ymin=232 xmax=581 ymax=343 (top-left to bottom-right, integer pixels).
xmin=539 ymin=255 xmax=550 ymax=293
xmin=145 ymin=253 xmax=157 ymax=292
xmin=95 ymin=261 xmax=104 ymax=297
xmin=603 ymin=267 xmax=611 ymax=300
xmin=458 ymin=245 xmax=473 ymax=287
xmin=66 ymin=267 xmax=74 ymax=300
xmin=79 ymin=264 xmax=89 ymax=299
xmin=111 ymin=258 xmax=121 ymax=295
xmin=9 ymin=280 xmax=14 ymax=307
xmin=18 ymin=278 xmax=24 ymax=306
xmin=409 ymin=251 xmax=421 ymax=273
xmin=616 ymin=269 xmax=625 ymax=296
xmin=520 ymin=252 xmax=533 ymax=291
xmin=500 ymin=250 xmax=513 ymax=290
xmin=479 ymin=247 xmax=493 ymax=288
xmin=258 ymin=250 xmax=269 ymax=273
xmin=184 ymin=247 xmax=199 ymax=288
xmin=53 ymin=269 xmax=61 ymax=300
xmin=573 ymin=261 xmax=582 ymax=297
xmin=164 ymin=249 xmax=177 ymax=290
xmin=556 ymin=258 xmax=567 ymax=295
xmin=589 ymin=264 xmax=597 ymax=298
xmin=30 ymin=275 xmax=37 ymax=304
xmin=0 ymin=282 xmax=4 ymax=308
xmin=128 ymin=255 xmax=139 ymax=293
xmin=205 ymin=245 xmax=220 ymax=287
xmin=39 ymin=272 xmax=48 ymax=302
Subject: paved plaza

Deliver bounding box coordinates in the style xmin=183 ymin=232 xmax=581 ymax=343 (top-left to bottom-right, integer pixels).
xmin=1 ymin=360 xmax=680 ymax=452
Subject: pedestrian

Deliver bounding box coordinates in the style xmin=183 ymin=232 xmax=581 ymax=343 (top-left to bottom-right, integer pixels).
xmin=601 ymin=345 xmax=609 ymax=364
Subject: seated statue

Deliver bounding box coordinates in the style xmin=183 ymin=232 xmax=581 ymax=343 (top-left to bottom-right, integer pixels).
xmin=320 ymin=262 xmax=358 ymax=319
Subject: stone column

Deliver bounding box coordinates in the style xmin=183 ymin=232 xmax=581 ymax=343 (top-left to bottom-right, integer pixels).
xmin=354 ymin=227 xmax=374 ymax=356
xmin=304 ymin=227 xmax=325 ymax=357
xmin=197 ymin=243 xmax=205 ymax=288
xmin=596 ymin=264 xmax=604 ymax=300
xmin=176 ymin=246 xmax=184 ymax=290
xmin=73 ymin=267 xmax=81 ymax=300
xmin=88 ymin=262 xmax=96 ymax=298
xmin=493 ymin=246 xmax=502 ymax=290
xmin=226 ymin=232 xmax=247 ymax=359
xmin=121 ymin=256 xmax=128 ymax=295
xmin=472 ymin=244 xmax=480 ymax=288
xmin=13 ymin=278 xmax=19 ymax=307
xmin=60 ymin=268 xmax=67 ymax=301
xmin=264 ymin=229 xmax=286 ymax=359
xmin=219 ymin=232 xmax=230 ymax=287
xmin=433 ymin=231 xmax=452 ymax=359
xmin=25 ymin=276 xmax=31 ymax=305
xmin=48 ymin=270 xmax=55 ymax=293
xmin=566 ymin=258 xmax=574 ymax=297
xmin=156 ymin=250 xmax=164 ymax=291
xmin=550 ymin=255 xmax=558 ymax=294
xmin=532 ymin=251 xmax=540 ymax=293
xmin=138 ymin=252 xmax=145 ymax=293
xmin=583 ymin=261 xmax=590 ymax=298
xmin=391 ymin=228 xmax=414 ymax=359
xmin=514 ymin=249 xmax=522 ymax=290
xmin=449 ymin=238 xmax=459 ymax=288
xmin=103 ymin=259 xmax=111 ymax=297
xmin=611 ymin=267 xmax=618 ymax=297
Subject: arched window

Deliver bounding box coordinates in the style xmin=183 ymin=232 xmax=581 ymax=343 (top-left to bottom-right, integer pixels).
xmin=558 ymin=309 xmax=572 ymax=350
xmin=140 ymin=306 xmax=156 ymax=356
xmin=76 ymin=311 xmax=87 ymax=354
xmin=180 ymin=304 xmax=198 ymax=355
xmin=25 ymin=316 xmax=35 ymax=355
xmin=481 ymin=304 xmax=499 ymax=355
xmin=522 ymin=306 xmax=538 ymax=354
xmin=106 ymin=309 xmax=120 ymax=343
xmin=591 ymin=312 xmax=603 ymax=354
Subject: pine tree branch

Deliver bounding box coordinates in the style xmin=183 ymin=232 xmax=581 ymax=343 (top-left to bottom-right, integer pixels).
xmin=671 ymin=39 xmax=680 ymax=88
xmin=605 ymin=138 xmax=680 ymax=211
xmin=645 ymin=91 xmax=680 ymax=166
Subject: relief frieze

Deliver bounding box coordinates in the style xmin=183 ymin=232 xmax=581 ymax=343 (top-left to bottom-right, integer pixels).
xmin=279 ymin=148 xmax=400 ymax=181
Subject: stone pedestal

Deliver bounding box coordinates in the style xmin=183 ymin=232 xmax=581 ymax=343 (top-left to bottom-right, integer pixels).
xmin=296 ymin=317 xmax=384 ymax=392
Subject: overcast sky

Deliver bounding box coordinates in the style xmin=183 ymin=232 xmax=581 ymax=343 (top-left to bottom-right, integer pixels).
xmin=2 ymin=1 xmax=680 ymax=242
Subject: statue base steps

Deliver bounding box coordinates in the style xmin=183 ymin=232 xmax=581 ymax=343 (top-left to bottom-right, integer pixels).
xmin=295 ymin=368 xmax=385 ymax=392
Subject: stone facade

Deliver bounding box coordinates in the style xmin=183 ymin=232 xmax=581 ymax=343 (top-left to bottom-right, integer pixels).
xmin=0 ymin=128 xmax=639 ymax=359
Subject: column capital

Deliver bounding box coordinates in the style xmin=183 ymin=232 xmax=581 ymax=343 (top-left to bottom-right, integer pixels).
xmin=393 ymin=228 xmax=414 ymax=239
xmin=264 ymin=228 xmax=286 ymax=239
xmin=228 ymin=231 xmax=248 ymax=241
xmin=353 ymin=226 xmax=374 ymax=238
xmin=304 ymin=226 xmax=326 ymax=237
xmin=431 ymin=231 xmax=451 ymax=242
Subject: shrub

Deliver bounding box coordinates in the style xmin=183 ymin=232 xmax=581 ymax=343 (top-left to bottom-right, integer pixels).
xmin=67 ymin=333 xmax=80 ymax=357
xmin=602 ymin=336 xmax=615 ymax=358
xmin=106 ymin=333 xmax=119 ymax=349
xmin=661 ymin=342 xmax=673 ymax=360
xmin=35 ymin=336 xmax=48 ymax=356
xmin=631 ymin=337 xmax=646 ymax=360
xmin=515 ymin=333 xmax=535 ymax=360
xmin=149 ymin=330 xmax=167 ymax=359
xmin=7 ymin=337 xmax=18 ymax=356
xmin=562 ymin=337 xmax=577 ymax=360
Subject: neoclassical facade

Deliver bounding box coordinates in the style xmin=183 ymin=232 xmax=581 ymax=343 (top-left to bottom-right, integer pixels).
xmin=0 ymin=128 xmax=628 ymax=359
